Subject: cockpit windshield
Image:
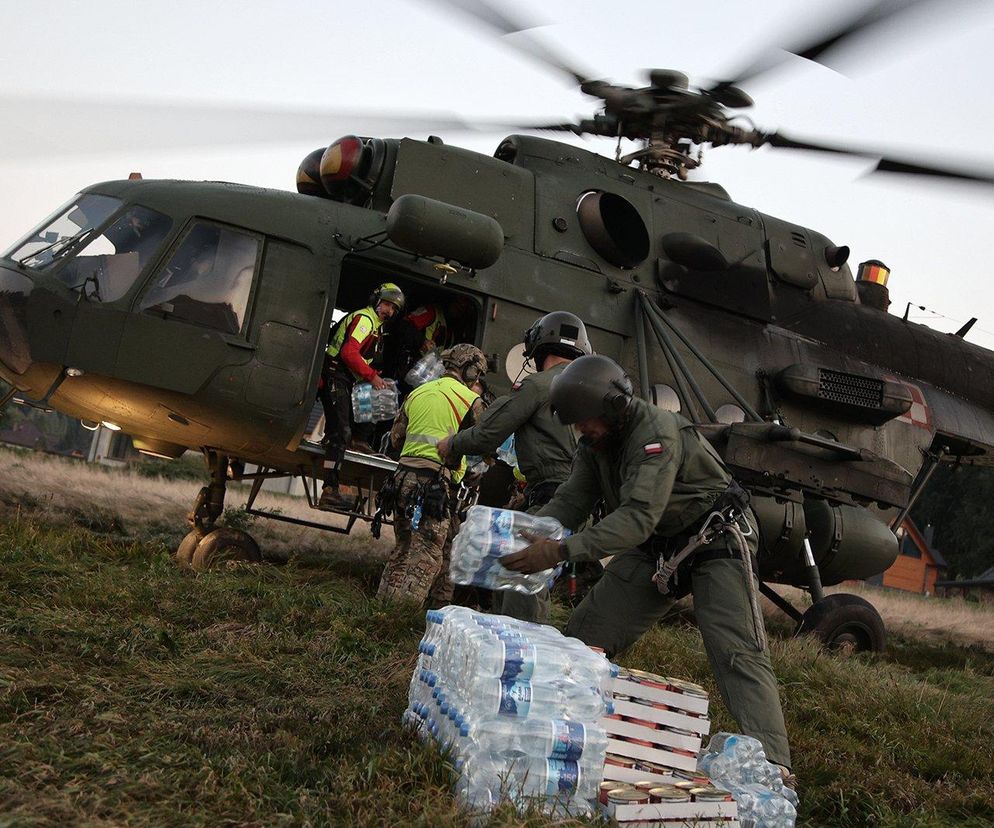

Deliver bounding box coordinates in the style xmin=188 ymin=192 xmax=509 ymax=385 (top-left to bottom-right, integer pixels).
xmin=2 ymin=194 xmax=173 ymax=303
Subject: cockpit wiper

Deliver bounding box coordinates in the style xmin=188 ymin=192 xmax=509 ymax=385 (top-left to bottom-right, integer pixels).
xmin=20 ymin=226 xmax=96 ymax=268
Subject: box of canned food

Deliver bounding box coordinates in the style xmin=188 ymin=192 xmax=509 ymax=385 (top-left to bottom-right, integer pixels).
xmin=600 ymin=669 xmax=712 ymax=778
xmin=604 ymin=783 xmax=738 ymax=825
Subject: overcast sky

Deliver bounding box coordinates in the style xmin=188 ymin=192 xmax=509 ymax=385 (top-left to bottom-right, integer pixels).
xmin=1 ymin=0 xmax=992 ymax=345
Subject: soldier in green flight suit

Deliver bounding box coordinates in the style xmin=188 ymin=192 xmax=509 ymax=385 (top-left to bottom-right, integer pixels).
xmin=501 ymin=354 xmax=793 ymax=774
xmin=436 ymin=311 xmax=592 ymax=622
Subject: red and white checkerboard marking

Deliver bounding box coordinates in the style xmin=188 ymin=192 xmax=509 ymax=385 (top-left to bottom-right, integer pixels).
xmin=894 ymin=381 xmax=933 ymax=431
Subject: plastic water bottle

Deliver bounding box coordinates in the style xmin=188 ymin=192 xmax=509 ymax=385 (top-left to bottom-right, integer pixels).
xmin=468 ymin=718 xmax=608 ymax=777
xmin=457 ymin=754 xmax=595 ymax=815
xmin=405 ymin=349 xmax=445 ymax=387
xmin=698 ymin=732 xmax=798 ymax=828
xmin=469 ymin=677 xmax=610 ymax=721
xmin=449 ymin=506 xmax=566 ymax=595
xmin=351 ymin=379 xmax=399 ymax=423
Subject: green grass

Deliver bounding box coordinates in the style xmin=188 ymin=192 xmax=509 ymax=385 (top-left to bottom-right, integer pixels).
xmin=0 ymin=516 xmax=992 ymax=826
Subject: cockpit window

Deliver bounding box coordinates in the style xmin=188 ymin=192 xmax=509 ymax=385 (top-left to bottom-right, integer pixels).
xmin=138 ymin=220 xmax=259 ymax=335
xmin=55 ymin=205 xmax=173 ymax=302
xmin=2 ymin=195 xmax=173 ymax=304
xmin=3 ymin=194 xmax=122 ymax=268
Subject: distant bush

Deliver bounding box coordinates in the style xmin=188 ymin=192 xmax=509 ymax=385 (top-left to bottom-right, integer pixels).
xmin=133 ymin=453 xmax=207 ymax=482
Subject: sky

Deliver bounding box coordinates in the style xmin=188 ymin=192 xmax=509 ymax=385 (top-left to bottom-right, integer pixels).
xmin=1 ymin=0 xmax=993 ymax=345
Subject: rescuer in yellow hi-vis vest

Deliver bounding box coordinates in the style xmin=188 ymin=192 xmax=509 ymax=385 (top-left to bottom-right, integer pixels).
xmin=317 ymin=282 xmax=405 ymax=512
xmin=376 ymin=344 xmax=489 ymax=606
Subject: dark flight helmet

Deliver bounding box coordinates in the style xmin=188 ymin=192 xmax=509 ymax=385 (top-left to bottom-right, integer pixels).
xmin=522 ymin=311 xmax=593 ymax=364
xmin=549 ymin=354 xmax=634 ymax=425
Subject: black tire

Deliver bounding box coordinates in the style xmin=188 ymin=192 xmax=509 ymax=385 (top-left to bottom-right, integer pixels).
xmin=175 ymin=528 xmax=205 ymax=569
xmin=191 ymin=527 xmax=263 ymax=571
xmin=797 ymin=593 xmax=886 ymax=653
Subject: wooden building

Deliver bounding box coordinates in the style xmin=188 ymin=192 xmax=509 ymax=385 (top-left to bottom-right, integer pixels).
xmin=866 ymin=518 xmax=947 ymax=595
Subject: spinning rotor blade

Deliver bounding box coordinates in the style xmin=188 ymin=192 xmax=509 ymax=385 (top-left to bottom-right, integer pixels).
xmin=765 ymin=131 xmax=994 ymax=185
xmin=425 ymin=0 xmax=596 ymax=85
xmin=712 ymin=0 xmax=945 ymax=90
xmin=0 ymin=95 xmax=519 ymax=158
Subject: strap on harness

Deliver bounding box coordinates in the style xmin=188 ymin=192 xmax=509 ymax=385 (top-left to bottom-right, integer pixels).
xmin=651 ymin=483 xmax=767 ymax=651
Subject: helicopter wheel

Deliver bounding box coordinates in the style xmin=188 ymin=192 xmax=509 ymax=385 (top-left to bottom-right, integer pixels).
xmin=796 ymin=593 xmax=885 ymax=654
xmin=190 ymin=527 xmax=263 ymax=571
xmin=174 ymin=528 xmax=205 ymax=569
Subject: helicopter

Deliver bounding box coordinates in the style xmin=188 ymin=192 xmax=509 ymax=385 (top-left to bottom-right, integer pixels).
xmin=1 ymin=0 xmax=993 ymax=652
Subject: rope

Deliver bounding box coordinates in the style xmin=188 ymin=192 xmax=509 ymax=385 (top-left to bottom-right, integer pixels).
xmin=652 ymin=513 xmax=768 ymax=652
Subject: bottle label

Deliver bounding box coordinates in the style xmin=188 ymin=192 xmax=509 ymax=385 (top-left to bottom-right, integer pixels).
xmin=489 ymin=510 xmax=512 ymax=538
xmin=500 ymin=642 xmax=536 ymax=681
xmin=545 ymin=759 xmax=580 ymax=796
xmin=549 ymin=720 xmax=585 ymax=761
xmin=497 ymin=680 xmax=531 ymax=717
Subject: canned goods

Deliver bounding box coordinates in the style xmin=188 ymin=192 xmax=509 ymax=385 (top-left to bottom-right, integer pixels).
xmin=623 ymin=714 xmax=657 ymax=729
xmin=633 ymin=780 xmax=656 ymax=791
xmin=690 ymin=786 xmax=734 ymax=802
xmin=636 ymin=760 xmax=672 ymax=777
xmin=599 ymin=780 xmax=630 ymax=805
xmin=608 ymin=789 xmax=650 ymax=806
xmin=674 ymin=769 xmax=711 ymax=785
xmin=649 ymin=785 xmax=692 ymax=803
xmin=673 ymin=780 xmax=697 ymax=791
xmin=605 ymin=753 xmax=635 ymax=769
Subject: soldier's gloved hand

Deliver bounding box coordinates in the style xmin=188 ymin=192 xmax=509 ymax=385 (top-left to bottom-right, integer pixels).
xmin=501 ymin=533 xmax=566 ymax=574
xmin=436 ymin=436 xmax=453 ymax=461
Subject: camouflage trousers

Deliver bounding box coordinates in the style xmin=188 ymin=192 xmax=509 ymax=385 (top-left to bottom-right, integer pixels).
xmin=376 ymin=472 xmax=457 ymax=607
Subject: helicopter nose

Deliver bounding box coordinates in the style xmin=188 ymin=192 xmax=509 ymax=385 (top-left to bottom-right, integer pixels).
xmin=0 ymin=265 xmax=34 ymax=376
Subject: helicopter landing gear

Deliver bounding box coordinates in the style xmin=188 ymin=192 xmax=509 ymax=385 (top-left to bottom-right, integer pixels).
xmin=173 ymin=450 xmax=263 ymax=570
xmin=174 ymin=528 xmax=205 ymax=569
xmin=793 ymin=537 xmax=885 ymax=653
xmin=190 ymin=527 xmax=262 ymax=570
xmin=797 ymin=594 xmax=886 ymax=654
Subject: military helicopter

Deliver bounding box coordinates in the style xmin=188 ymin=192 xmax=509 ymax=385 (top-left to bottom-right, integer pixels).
xmin=1 ymin=0 xmax=992 ymax=651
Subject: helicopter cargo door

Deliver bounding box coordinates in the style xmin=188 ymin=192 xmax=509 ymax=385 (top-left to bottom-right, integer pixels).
xmin=481 ymin=298 xmax=623 ymax=395
xmin=116 ymin=220 xmax=262 ymax=394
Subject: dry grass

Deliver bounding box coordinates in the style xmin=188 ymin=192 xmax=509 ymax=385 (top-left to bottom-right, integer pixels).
xmin=763 ymin=583 xmax=994 ymax=653
xmin=0 ymin=445 xmax=394 ymax=563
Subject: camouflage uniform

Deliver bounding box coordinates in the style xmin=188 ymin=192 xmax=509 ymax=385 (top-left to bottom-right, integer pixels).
xmin=376 ymin=471 xmax=453 ymax=605
xmin=376 ymin=347 xmax=487 ymax=606
xmin=538 ymin=398 xmax=792 ymax=768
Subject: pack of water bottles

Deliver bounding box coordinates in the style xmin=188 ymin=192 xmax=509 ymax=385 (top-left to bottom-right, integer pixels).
xmin=449 ymin=506 xmax=566 ymax=595
xmin=404 ymin=349 xmax=445 ymax=387
xmin=351 ymin=379 xmax=399 ymax=423
xmin=403 ymin=606 xmax=618 ymax=817
xmin=697 ymin=733 xmax=798 ymax=827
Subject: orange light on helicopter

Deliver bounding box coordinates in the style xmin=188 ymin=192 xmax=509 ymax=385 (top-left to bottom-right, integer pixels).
xmin=857 ymin=259 xmax=890 ymax=286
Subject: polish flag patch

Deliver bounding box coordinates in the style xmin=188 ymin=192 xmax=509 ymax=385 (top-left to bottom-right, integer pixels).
xmin=643 ymin=442 xmax=664 ymax=455
xmin=512 ymin=382 xmax=522 ymax=391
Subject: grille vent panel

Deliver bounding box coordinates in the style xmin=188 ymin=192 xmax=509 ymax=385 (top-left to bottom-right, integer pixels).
xmin=818 ymin=369 xmax=883 ymax=408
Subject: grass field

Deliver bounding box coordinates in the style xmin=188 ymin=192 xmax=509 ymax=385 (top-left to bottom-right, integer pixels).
xmin=1 ymin=447 xmax=993 ymax=826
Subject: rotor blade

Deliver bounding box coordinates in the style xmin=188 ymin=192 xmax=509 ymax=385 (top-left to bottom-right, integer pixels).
xmin=765 ymin=131 xmax=994 ymax=184
xmin=0 ymin=95 xmax=522 ymax=159
xmin=712 ymin=0 xmax=941 ymax=90
xmin=425 ymin=0 xmax=595 ymax=85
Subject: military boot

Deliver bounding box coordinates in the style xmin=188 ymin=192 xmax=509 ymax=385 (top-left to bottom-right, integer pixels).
xmin=317 ymin=486 xmax=354 ymax=512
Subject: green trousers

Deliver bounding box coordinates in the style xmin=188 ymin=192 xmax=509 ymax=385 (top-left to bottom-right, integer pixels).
xmin=565 ymin=547 xmax=792 ymax=769
xmin=494 ymin=587 xmax=551 ymax=623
